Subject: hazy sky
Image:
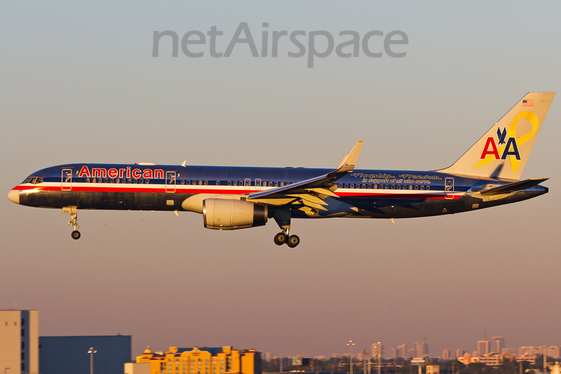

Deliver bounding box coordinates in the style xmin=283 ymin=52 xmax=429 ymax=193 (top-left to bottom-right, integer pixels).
xmin=1 ymin=0 xmax=560 ymax=360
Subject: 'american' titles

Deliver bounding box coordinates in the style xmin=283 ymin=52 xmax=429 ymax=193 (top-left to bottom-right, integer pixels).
xmin=78 ymin=166 xmax=165 ymax=180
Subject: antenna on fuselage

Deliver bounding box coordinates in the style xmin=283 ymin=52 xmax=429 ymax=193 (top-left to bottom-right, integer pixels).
xmin=181 ymin=161 xmax=187 ymax=167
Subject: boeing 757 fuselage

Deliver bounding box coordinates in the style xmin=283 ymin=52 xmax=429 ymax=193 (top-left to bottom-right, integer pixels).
xmin=7 ymin=92 xmax=554 ymax=247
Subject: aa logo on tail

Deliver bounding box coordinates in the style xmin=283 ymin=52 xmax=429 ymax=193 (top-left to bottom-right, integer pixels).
xmin=476 ymin=111 xmax=539 ymax=173
xmin=480 ymin=127 xmax=520 ymax=161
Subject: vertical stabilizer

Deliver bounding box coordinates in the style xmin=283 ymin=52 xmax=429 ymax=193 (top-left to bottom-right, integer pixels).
xmin=437 ymin=92 xmax=555 ymax=180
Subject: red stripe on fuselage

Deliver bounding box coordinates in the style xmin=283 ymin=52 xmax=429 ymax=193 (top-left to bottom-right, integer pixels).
xmin=12 ymin=184 xmax=461 ymax=200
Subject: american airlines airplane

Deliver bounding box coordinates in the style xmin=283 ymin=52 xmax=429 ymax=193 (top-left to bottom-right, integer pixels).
xmin=7 ymin=92 xmax=554 ymax=247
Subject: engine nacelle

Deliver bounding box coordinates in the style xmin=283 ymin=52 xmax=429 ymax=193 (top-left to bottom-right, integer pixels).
xmin=203 ymin=199 xmax=268 ymax=230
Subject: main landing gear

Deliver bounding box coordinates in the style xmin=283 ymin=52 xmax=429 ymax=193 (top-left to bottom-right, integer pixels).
xmin=63 ymin=206 xmax=81 ymax=240
xmin=274 ymin=229 xmax=300 ymax=248
xmin=273 ymin=208 xmax=300 ymax=247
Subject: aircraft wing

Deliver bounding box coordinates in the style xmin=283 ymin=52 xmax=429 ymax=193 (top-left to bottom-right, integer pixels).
xmin=480 ymin=178 xmax=548 ymax=195
xmin=247 ymin=140 xmax=363 ymax=211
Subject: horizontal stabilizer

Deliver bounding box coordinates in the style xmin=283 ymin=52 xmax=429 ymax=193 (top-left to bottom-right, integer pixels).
xmin=480 ymin=178 xmax=548 ymax=195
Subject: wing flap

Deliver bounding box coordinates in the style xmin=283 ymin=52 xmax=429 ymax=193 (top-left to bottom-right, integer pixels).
xmin=286 ymin=194 xmax=328 ymax=206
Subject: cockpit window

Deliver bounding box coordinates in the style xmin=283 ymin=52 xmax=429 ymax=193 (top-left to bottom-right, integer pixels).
xmin=22 ymin=177 xmax=43 ymax=184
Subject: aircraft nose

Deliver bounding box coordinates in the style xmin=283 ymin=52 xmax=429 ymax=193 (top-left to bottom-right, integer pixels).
xmin=7 ymin=189 xmax=20 ymax=204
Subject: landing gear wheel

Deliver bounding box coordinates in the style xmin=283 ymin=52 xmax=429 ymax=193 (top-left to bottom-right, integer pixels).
xmin=71 ymin=230 xmax=81 ymax=240
xmin=274 ymin=232 xmax=287 ymax=246
xmin=286 ymin=235 xmax=300 ymax=248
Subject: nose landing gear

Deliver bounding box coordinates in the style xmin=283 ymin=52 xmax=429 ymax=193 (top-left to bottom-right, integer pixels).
xmin=63 ymin=206 xmax=81 ymax=240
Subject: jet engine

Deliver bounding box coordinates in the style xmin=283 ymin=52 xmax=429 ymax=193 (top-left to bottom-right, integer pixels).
xmin=203 ymin=199 xmax=268 ymax=230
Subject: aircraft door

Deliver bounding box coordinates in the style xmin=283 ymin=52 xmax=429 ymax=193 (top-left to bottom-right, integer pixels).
xmin=445 ymin=177 xmax=454 ymax=199
xmin=61 ymin=168 xmax=73 ymax=191
xmin=166 ymin=171 xmax=176 ymax=193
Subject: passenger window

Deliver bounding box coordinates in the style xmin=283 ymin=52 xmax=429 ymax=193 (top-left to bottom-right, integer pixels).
xmin=216 ymin=181 xmax=220 ymax=185
xmin=227 ymin=181 xmax=232 ymax=186
xmin=204 ymin=180 xmax=208 ymax=185
xmin=233 ymin=181 xmax=237 ymax=186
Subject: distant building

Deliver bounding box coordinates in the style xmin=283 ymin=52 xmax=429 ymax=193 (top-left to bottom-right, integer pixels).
xmin=39 ymin=335 xmax=131 ymax=374
xmin=136 ymin=346 xmax=261 ymax=374
xmin=516 ymin=354 xmax=536 ymax=365
xmin=455 ymin=349 xmax=465 ymax=359
xmin=408 ymin=349 xmax=416 ymax=358
xmin=390 ymin=348 xmax=397 ymax=359
xmin=518 ymin=346 xmax=535 ymax=356
xmin=426 ymin=365 xmax=439 ymax=374
xmin=396 ymin=344 xmax=407 ymax=359
xmin=547 ymin=346 xmax=560 ymax=359
xmin=458 ymin=353 xmax=472 ymax=366
xmin=458 ymin=352 xmax=515 ymax=368
xmin=0 ymin=310 xmax=39 ymax=374
xmin=490 ymin=337 xmax=505 ymax=353
xmin=477 ymin=341 xmax=489 ymax=357
xmin=476 ymin=355 xmax=502 ymax=367
xmin=125 ymin=363 xmax=151 ymax=374
xmin=501 ymin=348 xmax=515 ymax=355
xmin=442 ymin=350 xmax=449 ymax=361
xmin=415 ymin=342 xmax=428 ymax=358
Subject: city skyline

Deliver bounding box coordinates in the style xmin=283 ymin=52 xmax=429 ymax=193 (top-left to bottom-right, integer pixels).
xmin=254 ymin=337 xmax=561 ymax=360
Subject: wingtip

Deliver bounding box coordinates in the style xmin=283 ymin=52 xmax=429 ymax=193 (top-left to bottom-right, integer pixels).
xmin=336 ymin=140 xmax=364 ymax=172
